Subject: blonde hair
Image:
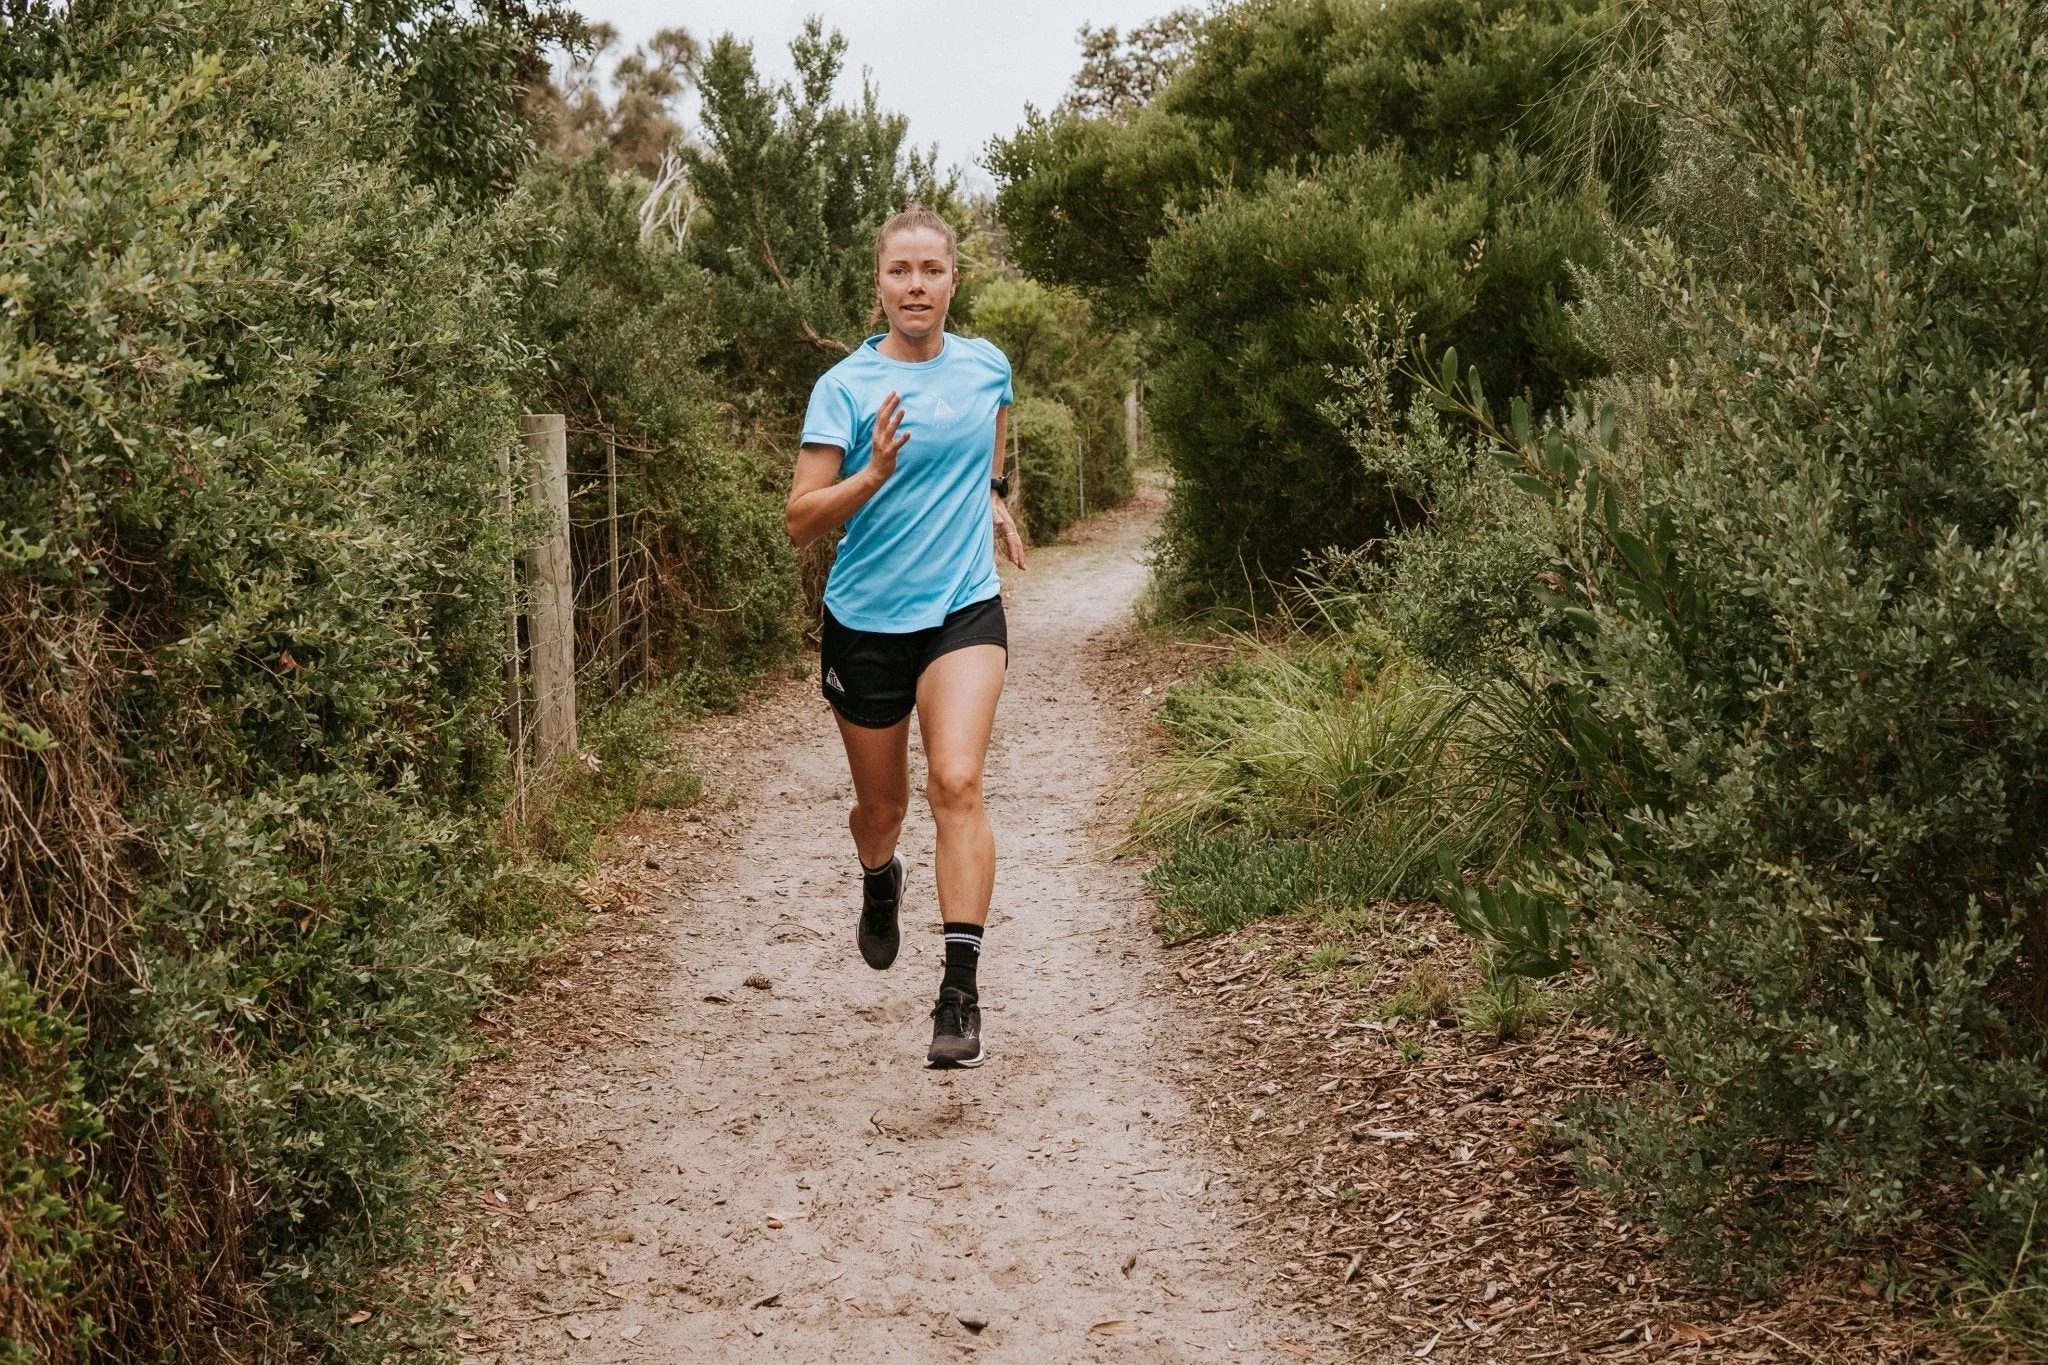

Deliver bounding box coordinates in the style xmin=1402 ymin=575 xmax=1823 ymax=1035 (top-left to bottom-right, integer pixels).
xmin=872 ymin=204 xmax=957 ymax=272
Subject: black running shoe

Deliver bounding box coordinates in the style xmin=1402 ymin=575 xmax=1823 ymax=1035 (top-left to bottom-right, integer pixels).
xmin=926 ymin=986 xmax=984 ymax=1068
xmin=856 ymin=855 xmax=903 ymax=970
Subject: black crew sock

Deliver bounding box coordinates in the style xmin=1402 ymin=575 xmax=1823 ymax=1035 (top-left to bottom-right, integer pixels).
xmin=941 ymin=921 xmax=983 ymax=998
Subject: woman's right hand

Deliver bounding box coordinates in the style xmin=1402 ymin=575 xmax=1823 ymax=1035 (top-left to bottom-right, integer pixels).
xmin=786 ymin=392 xmax=909 ymax=547
xmin=868 ymin=392 xmax=908 ymax=483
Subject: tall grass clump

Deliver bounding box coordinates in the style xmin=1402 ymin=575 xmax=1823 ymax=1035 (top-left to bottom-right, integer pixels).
xmin=1139 ymin=631 xmax=1555 ymax=940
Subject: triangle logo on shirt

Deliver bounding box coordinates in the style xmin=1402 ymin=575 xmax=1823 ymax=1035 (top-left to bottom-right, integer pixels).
xmin=932 ymin=396 xmax=956 ymax=422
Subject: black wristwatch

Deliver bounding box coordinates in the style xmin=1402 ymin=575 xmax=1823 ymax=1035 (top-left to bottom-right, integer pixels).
xmin=990 ymin=474 xmax=1011 ymax=498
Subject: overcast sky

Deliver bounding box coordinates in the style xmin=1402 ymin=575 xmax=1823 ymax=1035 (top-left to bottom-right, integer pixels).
xmin=565 ymin=1 xmax=1181 ymax=191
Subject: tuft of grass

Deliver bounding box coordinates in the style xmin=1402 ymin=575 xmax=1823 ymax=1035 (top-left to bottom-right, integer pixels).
xmin=1138 ymin=633 xmax=1560 ymax=941
xmin=1307 ymin=942 xmax=1359 ymax=972
xmin=1459 ymin=949 xmax=1560 ymax=1040
xmin=514 ymin=679 xmax=706 ymax=864
xmin=1381 ymin=964 xmax=1457 ymax=1022
xmin=1947 ymin=1230 xmax=2048 ymax=1358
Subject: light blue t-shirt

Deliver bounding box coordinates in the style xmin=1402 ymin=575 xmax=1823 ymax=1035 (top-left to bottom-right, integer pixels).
xmin=802 ymin=332 xmax=1013 ymax=632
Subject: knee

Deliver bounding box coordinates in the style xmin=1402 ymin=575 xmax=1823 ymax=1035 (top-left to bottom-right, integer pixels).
xmin=854 ymin=793 xmax=908 ymax=830
xmin=925 ymin=763 xmax=984 ymax=816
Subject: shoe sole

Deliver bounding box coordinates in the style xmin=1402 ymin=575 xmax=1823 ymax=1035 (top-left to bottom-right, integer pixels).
xmin=926 ymin=1047 xmax=985 ymax=1070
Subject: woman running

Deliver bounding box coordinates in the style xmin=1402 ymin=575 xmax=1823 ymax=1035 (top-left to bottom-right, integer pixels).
xmin=785 ymin=205 xmax=1026 ymax=1069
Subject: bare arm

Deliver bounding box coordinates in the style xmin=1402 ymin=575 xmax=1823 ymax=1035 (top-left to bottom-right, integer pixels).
xmin=990 ymin=404 xmax=1026 ymax=570
xmin=786 ymin=392 xmax=907 ymax=548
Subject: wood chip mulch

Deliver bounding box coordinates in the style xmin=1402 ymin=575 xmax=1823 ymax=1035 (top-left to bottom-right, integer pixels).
xmin=1159 ymin=915 xmax=1982 ymax=1362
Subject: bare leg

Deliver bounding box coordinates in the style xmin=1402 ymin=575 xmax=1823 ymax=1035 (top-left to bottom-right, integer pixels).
xmin=833 ymin=712 xmax=911 ymax=869
xmin=914 ymin=644 xmax=1007 ymax=928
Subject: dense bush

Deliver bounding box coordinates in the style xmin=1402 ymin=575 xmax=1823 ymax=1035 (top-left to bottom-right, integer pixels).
xmin=1146 ymin=149 xmax=1603 ymax=600
xmin=1484 ymin=0 xmax=2048 ymax=1302
xmin=0 ymin=4 xmax=535 ymax=1356
xmin=0 ymin=2 xmax=984 ymax=1354
xmin=1140 ymin=0 xmax=2048 ymax=1341
xmin=1007 ymin=398 xmax=1082 ymax=542
xmin=967 ymin=277 xmax=1138 ymax=530
xmin=992 ymin=0 xmax=1623 ymax=609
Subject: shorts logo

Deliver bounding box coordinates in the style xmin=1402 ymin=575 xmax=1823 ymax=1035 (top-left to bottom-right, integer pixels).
xmin=824 ymin=667 xmax=844 ymax=692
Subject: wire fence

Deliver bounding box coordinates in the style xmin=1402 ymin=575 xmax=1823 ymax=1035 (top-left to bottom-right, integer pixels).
xmin=497 ymin=416 xmax=669 ymax=823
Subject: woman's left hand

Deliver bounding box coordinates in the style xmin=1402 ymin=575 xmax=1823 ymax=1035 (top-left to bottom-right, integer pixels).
xmin=992 ymin=493 xmax=1027 ymax=570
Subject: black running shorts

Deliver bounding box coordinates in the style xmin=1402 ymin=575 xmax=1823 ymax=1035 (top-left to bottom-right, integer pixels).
xmin=820 ymin=596 xmax=1008 ymax=729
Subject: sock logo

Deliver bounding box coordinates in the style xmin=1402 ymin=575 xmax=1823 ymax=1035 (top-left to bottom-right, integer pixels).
xmin=824 ymin=667 xmax=843 ymax=692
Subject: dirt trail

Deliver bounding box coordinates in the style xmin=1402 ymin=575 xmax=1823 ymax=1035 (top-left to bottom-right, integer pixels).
xmin=470 ymin=492 xmax=1329 ymax=1363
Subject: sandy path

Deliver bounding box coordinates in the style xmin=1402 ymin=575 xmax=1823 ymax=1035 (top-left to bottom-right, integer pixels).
xmin=470 ymin=495 xmax=1325 ymax=1363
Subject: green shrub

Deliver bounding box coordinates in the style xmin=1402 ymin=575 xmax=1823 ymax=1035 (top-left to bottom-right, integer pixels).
xmin=518 ymin=681 xmax=705 ymax=863
xmin=1009 ymin=398 xmax=1082 ymax=542
xmin=1439 ymin=0 xmax=2048 ymax=1316
xmin=993 ymin=0 xmax=1620 ymax=610
xmin=966 ymin=277 xmax=1138 ymax=517
xmin=1311 ymin=306 xmax=1555 ymax=679
xmin=1144 ymin=149 xmax=1604 ymax=605
xmin=519 ymin=152 xmax=800 ymax=690
xmin=0 ymin=3 xmax=538 ymax=1355
xmin=0 ymin=962 xmax=115 ymax=1364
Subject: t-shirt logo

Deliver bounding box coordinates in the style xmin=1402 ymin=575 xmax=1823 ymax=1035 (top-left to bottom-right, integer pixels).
xmin=931 ymin=396 xmax=956 ymax=423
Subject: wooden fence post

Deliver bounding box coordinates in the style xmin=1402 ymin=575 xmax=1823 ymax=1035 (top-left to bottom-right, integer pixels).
xmin=521 ymin=413 xmax=577 ymax=767
xmin=606 ymin=433 xmax=621 ymax=686
xmin=1077 ymin=433 xmax=1086 ymax=521
xmin=498 ymin=445 xmax=526 ymax=824
xmin=639 ymin=539 xmax=653 ymax=684
xmin=1126 ymin=380 xmax=1141 ymax=462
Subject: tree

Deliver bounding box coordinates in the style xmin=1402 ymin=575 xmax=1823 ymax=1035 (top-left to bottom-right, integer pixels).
xmin=1061 ymin=9 xmax=1205 ymax=122
xmin=529 ymin=24 xmax=701 ymax=177
xmin=681 ymin=19 xmax=957 ymax=425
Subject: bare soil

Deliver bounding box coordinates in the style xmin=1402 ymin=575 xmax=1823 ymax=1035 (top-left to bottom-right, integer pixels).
xmin=457 ymin=488 xmax=1335 ymax=1363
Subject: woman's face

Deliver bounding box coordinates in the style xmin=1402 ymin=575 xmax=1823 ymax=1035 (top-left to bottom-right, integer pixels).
xmin=876 ymin=227 xmax=956 ymax=341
